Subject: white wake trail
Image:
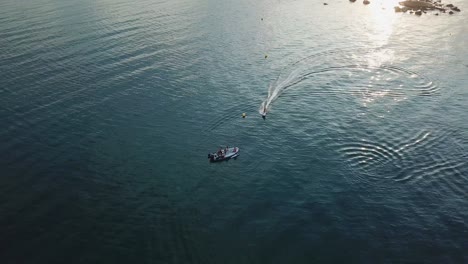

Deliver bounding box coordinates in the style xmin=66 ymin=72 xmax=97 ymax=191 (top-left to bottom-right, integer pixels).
xmin=259 ymin=65 xmax=306 ymax=115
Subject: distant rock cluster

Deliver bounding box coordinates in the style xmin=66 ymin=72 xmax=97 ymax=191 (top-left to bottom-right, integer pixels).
xmin=346 ymin=0 xmax=462 ymax=16
xmin=395 ymin=0 xmax=461 ymax=15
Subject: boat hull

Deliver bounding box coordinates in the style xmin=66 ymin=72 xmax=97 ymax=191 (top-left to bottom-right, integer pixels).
xmin=208 ymin=147 xmax=240 ymax=162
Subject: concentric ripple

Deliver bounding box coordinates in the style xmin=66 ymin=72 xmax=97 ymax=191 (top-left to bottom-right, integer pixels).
xmin=336 ymin=139 xmax=404 ymax=169
xmin=336 ymin=130 xmax=433 ymax=170
xmin=337 ymin=126 xmax=468 ymax=198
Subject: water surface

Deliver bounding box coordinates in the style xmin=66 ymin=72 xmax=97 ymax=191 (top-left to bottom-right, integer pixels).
xmin=1 ymin=0 xmax=467 ymax=263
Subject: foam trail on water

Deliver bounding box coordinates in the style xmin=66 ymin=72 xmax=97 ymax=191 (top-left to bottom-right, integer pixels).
xmin=260 ymin=66 xmax=303 ymax=115
xmin=259 ymin=48 xmax=439 ymax=116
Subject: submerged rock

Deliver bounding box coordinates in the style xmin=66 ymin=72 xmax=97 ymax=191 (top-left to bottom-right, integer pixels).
xmin=349 ymin=0 xmax=356 ymax=2
xmin=362 ymin=0 xmax=459 ymax=15
xmin=399 ymin=0 xmax=434 ymax=9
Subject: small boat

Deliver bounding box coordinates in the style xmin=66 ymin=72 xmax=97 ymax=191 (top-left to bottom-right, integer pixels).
xmin=208 ymin=146 xmax=240 ymax=162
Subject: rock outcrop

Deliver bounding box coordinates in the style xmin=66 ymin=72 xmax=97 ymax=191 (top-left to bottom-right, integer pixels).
xmin=395 ymin=0 xmax=461 ymax=15
xmin=349 ymin=0 xmax=461 ymax=15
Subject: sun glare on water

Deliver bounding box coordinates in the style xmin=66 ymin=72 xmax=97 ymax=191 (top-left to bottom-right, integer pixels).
xmin=359 ymin=0 xmax=402 ymax=108
xmin=365 ymin=0 xmax=401 ymax=46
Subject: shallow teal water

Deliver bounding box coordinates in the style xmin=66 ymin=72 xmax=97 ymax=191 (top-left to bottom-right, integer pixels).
xmin=1 ymin=0 xmax=467 ymax=263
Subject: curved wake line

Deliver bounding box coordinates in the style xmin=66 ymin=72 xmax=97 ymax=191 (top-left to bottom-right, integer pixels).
xmin=259 ymin=62 xmax=439 ymax=115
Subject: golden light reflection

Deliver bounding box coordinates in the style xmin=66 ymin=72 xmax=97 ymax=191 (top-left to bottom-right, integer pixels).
xmin=366 ymin=0 xmax=401 ymax=46
xmin=358 ymin=0 xmax=402 ymax=108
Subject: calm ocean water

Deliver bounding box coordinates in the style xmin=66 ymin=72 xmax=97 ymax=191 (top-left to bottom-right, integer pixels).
xmin=1 ymin=0 xmax=467 ymax=263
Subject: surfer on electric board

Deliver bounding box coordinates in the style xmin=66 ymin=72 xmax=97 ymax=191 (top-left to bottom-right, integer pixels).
xmin=261 ymin=106 xmax=267 ymax=119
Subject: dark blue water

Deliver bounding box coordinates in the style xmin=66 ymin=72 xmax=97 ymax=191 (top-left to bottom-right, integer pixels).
xmin=1 ymin=0 xmax=467 ymax=263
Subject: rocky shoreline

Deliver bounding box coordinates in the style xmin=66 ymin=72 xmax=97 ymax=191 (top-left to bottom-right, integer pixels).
xmin=349 ymin=0 xmax=462 ymax=15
